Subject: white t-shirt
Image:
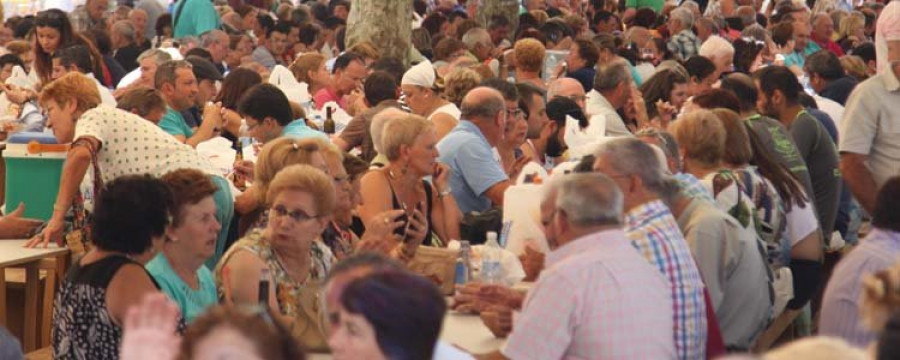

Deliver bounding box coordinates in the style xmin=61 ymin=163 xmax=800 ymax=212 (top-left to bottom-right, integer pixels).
xmin=74 ymin=105 xmax=219 ymax=183
xmin=429 ymin=102 xmax=461 ymax=121
xmin=785 ymin=198 xmax=819 ymax=248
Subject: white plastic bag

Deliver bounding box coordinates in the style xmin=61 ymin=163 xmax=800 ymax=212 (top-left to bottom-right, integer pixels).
xmin=268 ymin=65 xmax=311 ymax=105
xmin=501 ymin=184 xmax=550 ymax=257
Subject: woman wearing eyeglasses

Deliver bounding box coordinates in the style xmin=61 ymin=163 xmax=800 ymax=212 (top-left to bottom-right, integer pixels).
xmin=216 ymin=164 xmax=336 ymax=351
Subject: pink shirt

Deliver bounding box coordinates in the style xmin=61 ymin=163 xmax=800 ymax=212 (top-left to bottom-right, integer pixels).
xmin=313 ymin=87 xmax=348 ymax=111
xmin=503 ymin=229 xmax=676 ymax=360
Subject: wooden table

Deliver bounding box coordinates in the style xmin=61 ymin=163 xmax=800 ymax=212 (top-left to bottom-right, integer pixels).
xmin=0 ymin=240 xmax=68 ymax=351
xmin=1 ymin=141 xmax=6 ymax=206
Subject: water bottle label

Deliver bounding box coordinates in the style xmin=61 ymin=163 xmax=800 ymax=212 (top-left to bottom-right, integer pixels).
xmin=455 ymin=262 xmax=468 ymax=285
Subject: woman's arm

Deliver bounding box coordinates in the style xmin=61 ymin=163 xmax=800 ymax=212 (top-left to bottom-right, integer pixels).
xmin=430 ymin=112 xmax=459 ymax=141
xmin=358 ymin=170 xmax=395 ymax=223
xmin=430 ymin=164 xmax=461 ymax=244
xmin=220 ymin=249 xmax=297 ymax=328
xmin=25 ymin=137 xmax=98 ymax=247
xmin=106 ymin=263 xmax=165 ymax=326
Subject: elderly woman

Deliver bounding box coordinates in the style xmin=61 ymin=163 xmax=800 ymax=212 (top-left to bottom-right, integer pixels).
xmin=400 ymin=60 xmax=459 ymax=140
xmin=146 ymin=169 xmax=222 ymax=323
xmin=216 ymin=164 xmax=335 ymax=350
xmin=698 ymin=35 xmax=735 ymax=79
xmin=513 ymin=38 xmax=546 ymax=91
xmin=235 ymin=137 xmax=330 ymax=235
xmin=668 ymin=109 xmax=758 ymax=233
xmin=328 ymin=271 xmax=446 ymax=360
xmin=359 ymin=113 xmax=461 ymax=248
xmin=27 ymin=73 xmax=233 ymax=269
xmin=53 ymin=175 xmax=177 ymax=359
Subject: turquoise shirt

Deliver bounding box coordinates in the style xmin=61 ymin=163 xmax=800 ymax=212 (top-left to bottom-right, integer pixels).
xmin=784 ymin=42 xmax=822 ymax=69
xmin=146 ymin=253 xmax=217 ymax=323
xmin=173 ymin=0 xmax=221 ymax=38
xmin=282 ymin=119 xmax=329 ymax=141
xmin=158 ymin=108 xmax=194 ymax=138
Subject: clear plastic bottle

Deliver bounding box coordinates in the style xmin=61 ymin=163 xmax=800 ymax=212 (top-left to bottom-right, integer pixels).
xmin=481 ymin=232 xmax=503 ymax=285
xmin=455 ymin=241 xmax=472 ymax=285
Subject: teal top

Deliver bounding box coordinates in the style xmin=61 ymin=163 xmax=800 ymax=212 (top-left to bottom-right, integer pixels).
xmin=146 ymin=253 xmax=217 ymax=323
xmin=784 ymin=42 xmax=822 ymax=69
xmin=625 ymin=0 xmax=665 ymax=12
xmin=282 ymin=119 xmax=329 ymax=140
xmin=173 ymin=0 xmax=221 ymax=38
xmin=158 ymin=108 xmax=194 ymax=138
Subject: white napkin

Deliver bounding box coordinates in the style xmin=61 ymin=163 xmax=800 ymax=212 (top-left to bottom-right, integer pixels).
xmin=196 ymin=137 xmax=237 ymax=177
xmin=308 ymin=101 xmax=351 ymax=134
xmin=268 ymin=65 xmax=311 ymax=105
xmin=6 ymin=65 xmax=36 ymax=91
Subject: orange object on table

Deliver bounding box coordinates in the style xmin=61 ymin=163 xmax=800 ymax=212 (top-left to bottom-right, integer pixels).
xmin=26 ymin=141 xmax=68 ymax=154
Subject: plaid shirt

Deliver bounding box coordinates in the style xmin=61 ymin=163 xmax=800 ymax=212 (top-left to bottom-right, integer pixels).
xmin=667 ymin=29 xmax=701 ymax=61
xmin=626 ymin=200 xmax=708 ymax=360
xmin=68 ymin=6 xmax=102 ymax=33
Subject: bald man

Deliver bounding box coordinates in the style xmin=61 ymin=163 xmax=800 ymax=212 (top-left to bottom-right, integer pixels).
xmin=437 ymin=87 xmax=517 ymax=213
xmin=548 ymin=77 xmax=586 ymax=110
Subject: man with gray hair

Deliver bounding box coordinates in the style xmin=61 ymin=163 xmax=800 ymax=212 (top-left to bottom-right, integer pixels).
xmin=200 ymin=30 xmax=230 ymax=74
xmin=584 ymin=61 xmax=634 ymax=136
xmin=462 ymin=28 xmax=499 ymax=75
xmin=476 ymin=172 xmax=676 ymax=359
xmin=437 ymin=87 xmax=514 ymax=213
xmin=592 ymin=137 xmax=708 ymax=360
xmin=114 ymin=48 xmax=172 ymax=96
xmin=667 ymin=7 xmax=701 ymax=60
xmin=111 ymin=20 xmax=141 ymax=72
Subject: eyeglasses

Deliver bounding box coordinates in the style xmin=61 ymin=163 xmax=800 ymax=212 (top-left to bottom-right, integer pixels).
xmin=271 ymin=205 xmax=318 ymax=223
xmin=506 ymin=108 xmax=523 ymax=118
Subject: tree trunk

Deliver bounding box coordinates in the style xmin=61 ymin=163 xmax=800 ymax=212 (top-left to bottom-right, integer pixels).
xmin=345 ymin=0 xmax=412 ymax=66
xmin=476 ymin=0 xmax=519 ymax=41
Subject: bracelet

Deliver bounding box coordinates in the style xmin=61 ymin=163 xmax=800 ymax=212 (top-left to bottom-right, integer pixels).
xmin=438 ymin=187 xmax=452 ymax=198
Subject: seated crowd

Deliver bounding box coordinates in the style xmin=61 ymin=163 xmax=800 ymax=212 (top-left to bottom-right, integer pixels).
xmin=0 ymin=0 xmax=899 ymax=359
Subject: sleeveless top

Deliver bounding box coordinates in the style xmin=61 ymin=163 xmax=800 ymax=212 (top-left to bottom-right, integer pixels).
xmin=215 ymin=229 xmax=331 ymax=317
xmin=384 ymin=174 xmax=435 ymax=246
xmin=52 ymin=255 xmax=175 ymax=360
xmin=427 ymin=102 xmax=461 ymax=121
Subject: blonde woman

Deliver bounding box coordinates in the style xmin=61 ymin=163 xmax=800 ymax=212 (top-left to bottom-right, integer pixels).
xmin=442 ymin=67 xmax=482 ymax=107
xmin=837 ymin=13 xmax=867 ymax=53
xmin=359 ymin=113 xmax=461 ymax=249
xmin=289 ymin=53 xmax=331 ymax=96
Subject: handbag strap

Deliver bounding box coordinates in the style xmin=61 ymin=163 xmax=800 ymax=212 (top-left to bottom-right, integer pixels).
xmin=72 ymin=137 xmax=104 ymax=201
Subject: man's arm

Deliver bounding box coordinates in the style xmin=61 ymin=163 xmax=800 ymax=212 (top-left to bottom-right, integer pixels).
xmin=484 ymin=180 xmax=511 ymax=207
xmin=840 ymin=153 xmax=878 ymax=214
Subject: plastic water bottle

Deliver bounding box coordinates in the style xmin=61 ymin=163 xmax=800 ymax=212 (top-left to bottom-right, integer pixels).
xmin=481 ymin=232 xmax=503 ymax=285
xmin=455 ymin=241 xmax=472 ymax=285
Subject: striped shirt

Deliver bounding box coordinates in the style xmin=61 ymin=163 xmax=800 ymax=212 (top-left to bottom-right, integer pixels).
xmin=625 ymin=200 xmax=708 ymax=360
xmin=503 ymin=229 xmax=676 ymax=359
xmin=819 ymin=229 xmax=900 ymax=347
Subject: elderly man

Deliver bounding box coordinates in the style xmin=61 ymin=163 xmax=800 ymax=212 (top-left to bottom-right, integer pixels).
xmin=462 ymin=28 xmax=500 ymax=76
xmin=200 ymin=30 xmax=229 ymax=74
xmin=667 ymin=7 xmax=701 ymax=61
xmin=811 ymin=12 xmax=844 ymax=56
xmin=128 ymin=8 xmax=151 ymax=51
xmin=70 ymin=0 xmax=108 ymax=32
xmin=593 ymin=137 xmax=708 ymax=360
xmin=839 ymin=1 xmax=900 ymax=214
xmin=437 ymin=87 xmax=514 ymax=213
xmin=476 ymin=173 xmax=676 ymax=360
xmin=547 ymin=77 xmax=586 ymax=110
xmin=115 ymin=48 xmax=172 ymax=96
xmin=111 ymin=21 xmax=141 ymax=72
xmin=584 ymin=62 xmax=634 ymax=136
xmin=156 ymin=60 xmax=223 ymax=147
xmin=699 ymin=35 xmax=734 ymax=79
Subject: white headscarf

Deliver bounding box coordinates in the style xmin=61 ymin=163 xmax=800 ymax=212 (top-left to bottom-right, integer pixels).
xmin=875 ymin=1 xmax=900 ymax=73
xmin=401 ymin=59 xmax=436 ymax=88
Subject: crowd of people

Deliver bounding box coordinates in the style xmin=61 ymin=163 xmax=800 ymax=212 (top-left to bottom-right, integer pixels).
xmin=0 ymin=0 xmax=899 ymax=358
